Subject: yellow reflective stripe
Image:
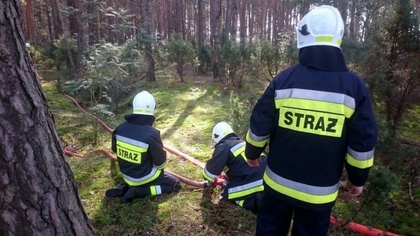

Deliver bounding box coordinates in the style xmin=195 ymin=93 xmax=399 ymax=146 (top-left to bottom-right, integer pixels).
xmin=275 ymin=98 xmax=354 ymax=118
xmin=264 ymin=169 xmax=338 ymax=204
xmin=279 ymin=107 xmax=345 ymax=137
xmin=123 ymin=168 xmax=161 ymax=186
xmin=346 ymin=153 xmax=374 ymax=169
xmin=246 ymin=130 xmax=268 ymax=148
xmin=203 ymin=169 xmax=216 ymax=182
xmin=116 ymin=142 xmax=146 ymax=164
xmin=150 ymin=186 xmax=157 ymax=195
xmin=228 ymin=180 xmax=264 ymax=199
xmin=228 ymin=185 xmax=264 ymax=199
xmin=115 ymin=135 xmax=148 ymax=164
xmin=149 ymin=186 xmax=162 ymax=196
xmin=316 ymin=36 xmax=333 ymax=42
xmin=134 ymin=108 xmax=154 ymax=114
xmin=346 ymin=147 xmax=374 ymax=169
xmin=230 ymin=142 xmax=245 ymax=157
xmin=236 ymin=200 xmax=244 ymax=207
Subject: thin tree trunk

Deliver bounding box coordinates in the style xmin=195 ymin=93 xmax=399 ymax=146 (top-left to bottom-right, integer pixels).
xmin=0 ymin=1 xmax=95 ymax=235
xmin=239 ymin=0 xmax=247 ymax=44
xmin=24 ymin=0 xmax=35 ymax=42
xmin=197 ymin=0 xmax=206 ymax=74
xmin=50 ymin=0 xmax=63 ymax=39
xmin=140 ymin=0 xmax=156 ymax=82
xmin=210 ymin=0 xmax=221 ymax=79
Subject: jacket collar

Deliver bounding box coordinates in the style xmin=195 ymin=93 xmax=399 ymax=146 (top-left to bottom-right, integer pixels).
xmin=299 ymin=46 xmax=348 ymax=71
xmin=214 ymin=133 xmax=240 ymax=147
xmin=124 ymin=114 xmax=155 ymax=125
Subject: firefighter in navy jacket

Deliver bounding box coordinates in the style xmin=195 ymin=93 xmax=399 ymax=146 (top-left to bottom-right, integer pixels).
xmin=106 ymin=91 xmax=181 ymax=202
xmin=203 ymin=122 xmax=267 ymax=213
xmin=245 ymin=6 xmax=378 ymax=236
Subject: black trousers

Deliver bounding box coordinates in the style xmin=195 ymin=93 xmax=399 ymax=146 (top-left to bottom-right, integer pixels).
xmin=122 ymin=171 xmax=181 ymax=202
xmin=106 ymin=171 xmax=181 ymax=202
xmin=231 ymin=192 xmax=263 ymax=213
xmin=256 ymin=191 xmax=332 ymax=236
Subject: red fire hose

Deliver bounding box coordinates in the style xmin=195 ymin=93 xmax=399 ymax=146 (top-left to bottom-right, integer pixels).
xmin=64 ymin=94 xmax=401 ymax=236
xmin=330 ymin=216 xmax=400 ymax=236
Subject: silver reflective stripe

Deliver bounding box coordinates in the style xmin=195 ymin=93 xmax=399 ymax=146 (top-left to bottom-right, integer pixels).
xmin=115 ymin=135 xmax=149 ymax=148
xmin=154 ymin=161 xmax=167 ymax=169
xmin=347 ymin=147 xmax=374 ymax=161
xmin=228 ymin=179 xmax=263 ymax=194
xmin=248 ymin=129 xmax=270 ymax=142
xmin=230 ymin=142 xmax=245 ymax=153
xmin=275 ymin=88 xmax=356 ymax=110
xmin=265 ymin=166 xmax=339 ymax=195
xmin=155 ymin=185 xmax=162 ymax=195
xmin=204 ymin=168 xmax=217 ymax=179
xmin=122 ymin=167 xmax=159 ymax=183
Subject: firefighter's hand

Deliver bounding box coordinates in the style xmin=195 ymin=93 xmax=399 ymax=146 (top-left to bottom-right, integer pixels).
xmin=344 ymin=181 xmax=363 ymax=197
xmin=246 ymin=158 xmax=260 ymax=167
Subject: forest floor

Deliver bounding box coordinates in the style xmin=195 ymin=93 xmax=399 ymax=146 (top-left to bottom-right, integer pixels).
xmin=41 ymin=71 xmax=419 ymax=236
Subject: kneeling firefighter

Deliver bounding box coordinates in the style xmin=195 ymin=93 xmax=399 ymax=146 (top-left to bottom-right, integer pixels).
xmin=106 ymin=91 xmax=181 ymax=202
xmin=203 ymin=122 xmax=267 ymax=213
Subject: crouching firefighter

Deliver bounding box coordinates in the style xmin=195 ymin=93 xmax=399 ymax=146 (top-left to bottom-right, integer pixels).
xmin=202 ymin=122 xmax=267 ymax=213
xmin=106 ymin=91 xmax=181 ymax=202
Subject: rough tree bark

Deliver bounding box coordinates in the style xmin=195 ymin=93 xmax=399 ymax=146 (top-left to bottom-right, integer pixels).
xmin=0 ymin=1 xmax=96 ymax=235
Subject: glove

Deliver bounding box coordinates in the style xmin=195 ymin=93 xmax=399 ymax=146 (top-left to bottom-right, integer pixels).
xmin=344 ymin=181 xmax=363 ymax=197
xmin=246 ymin=158 xmax=261 ymax=167
xmin=213 ymin=175 xmax=227 ymax=187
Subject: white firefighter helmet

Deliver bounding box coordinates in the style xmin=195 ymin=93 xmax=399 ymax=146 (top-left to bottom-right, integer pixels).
xmin=296 ymin=5 xmax=344 ymax=49
xmin=212 ymin=122 xmax=234 ymax=143
xmin=132 ymin=91 xmax=156 ymax=115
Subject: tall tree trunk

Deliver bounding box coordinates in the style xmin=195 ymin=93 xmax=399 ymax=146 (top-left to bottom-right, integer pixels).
xmin=239 ymin=0 xmax=247 ymax=44
xmin=140 ymin=0 xmax=156 ymax=82
xmin=67 ymin=0 xmax=78 ymax=36
xmin=0 ymin=1 xmax=95 ymax=235
xmin=230 ymin=0 xmax=238 ymax=40
xmin=44 ymin=3 xmax=54 ymax=43
xmin=170 ymin=0 xmax=184 ymax=37
xmin=50 ymin=0 xmax=63 ymax=39
xmin=247 ymin=0 xmax=253 ymax=44
xmin=24 ymin=0 xmax=35 ymax=42
xmin=67 ymin=0 xmax=84 ymax=72
xmin=197 ymin=0 xmax=206 ymax=74
xmin=225 ymin=0 xmax=233 ymax=42
xmin=210 ymin=0 xmax=221 ymax=79
xmin=75 ymin=0 xmax=84 ymax=72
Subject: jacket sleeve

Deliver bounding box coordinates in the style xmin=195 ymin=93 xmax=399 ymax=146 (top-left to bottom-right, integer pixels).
xmin=203 ymin=145 xmax=229 ymax=182
xmin=148 ymin=130 xmax=167 ymax=169
xmin=245 ymin=80 xmax=277 ymax=159
xmin=345 ymin=79 xmax=378 ymax=186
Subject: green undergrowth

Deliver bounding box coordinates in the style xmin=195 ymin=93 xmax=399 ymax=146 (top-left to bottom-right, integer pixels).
xmin=43 ymin=74 xmax=262 ymax=236
xmin=42 ymin=73 xmax=419 ymax=236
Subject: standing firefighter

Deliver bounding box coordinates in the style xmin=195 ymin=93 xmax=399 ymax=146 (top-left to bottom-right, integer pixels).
xmin=203 ymin=122 xmax=267 ymax=213
xmin=106 ymin=91 xmax=181 ymax=202
xmin=245 ymin=5 xmax=377 ymax=236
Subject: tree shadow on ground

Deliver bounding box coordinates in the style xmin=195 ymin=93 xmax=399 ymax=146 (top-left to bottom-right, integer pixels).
xmin=91 ymin=191 xmax=180 ymax=236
